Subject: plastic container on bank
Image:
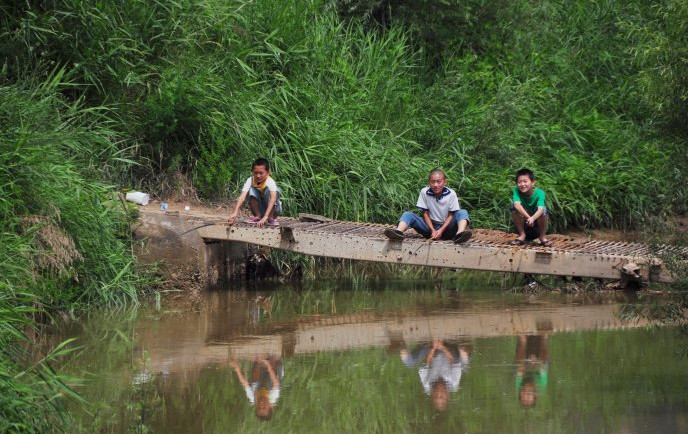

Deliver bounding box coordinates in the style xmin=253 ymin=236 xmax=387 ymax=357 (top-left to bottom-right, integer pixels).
xmin=125 ymin=191 xmax=150 ymax=206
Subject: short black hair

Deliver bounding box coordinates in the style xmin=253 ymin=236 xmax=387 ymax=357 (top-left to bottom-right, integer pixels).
xmin=515 ymin=168 xmax=535 ymax=182
xmin=252 ymin=158 xmax=270 ymax=171
xmin=429 ymin=168 xmax=446 ymax=180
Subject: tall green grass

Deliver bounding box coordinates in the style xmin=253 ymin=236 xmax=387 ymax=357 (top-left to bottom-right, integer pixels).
xmin=0 ymin=74 xmax=143 ymax=429
xmin=5 ymin=0 xmax=686 ymax=230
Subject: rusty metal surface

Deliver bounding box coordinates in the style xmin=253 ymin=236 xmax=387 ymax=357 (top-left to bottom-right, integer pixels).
xmin=238 ymin=217 xmax=687 ymax=258
xmin=191 ymin=215 xmax=686 ymax=282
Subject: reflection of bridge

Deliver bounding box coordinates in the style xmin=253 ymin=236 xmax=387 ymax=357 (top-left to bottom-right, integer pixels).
xmin=138 ymin=300 xmax=650 ymax=371
xmin=193 ymin=213 xmax=686 ymax=282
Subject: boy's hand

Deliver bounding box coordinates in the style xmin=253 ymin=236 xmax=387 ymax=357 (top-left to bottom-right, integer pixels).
xmin=431 ymin=228 xmax=442 ymax=240
xmin=526 ymin=216 xmax=536 ymax=227
xmin=257 ymin=217 xmax=268 ymax=228
xmin=228 ymin=212 xmax=238 ymax=224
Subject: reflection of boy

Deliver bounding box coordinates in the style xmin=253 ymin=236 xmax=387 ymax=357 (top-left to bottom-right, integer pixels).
xmin=385 ymin=169 xmax=471 ymax=244
xmin=515 ymin=334 xmax=549 ymax=407
xmin=418 ymin=340 xmax=470 ymax=411
xmin=227 ymin=158 xmax=282 ymax=228
xmin=230 ymin=356 xmax=284 ymax=420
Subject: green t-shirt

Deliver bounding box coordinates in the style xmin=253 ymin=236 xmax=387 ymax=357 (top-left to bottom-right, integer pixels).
xmin=512 ymin=187 xmax=546 ymax=216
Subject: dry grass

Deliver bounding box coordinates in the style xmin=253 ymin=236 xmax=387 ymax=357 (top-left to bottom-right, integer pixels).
xmin=21 ymin=215 xmax=83 ymax=279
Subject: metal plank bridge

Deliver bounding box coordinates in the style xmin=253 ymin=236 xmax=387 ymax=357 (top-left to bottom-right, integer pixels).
xmin=192 ymin=214 xmax=688 ymax=283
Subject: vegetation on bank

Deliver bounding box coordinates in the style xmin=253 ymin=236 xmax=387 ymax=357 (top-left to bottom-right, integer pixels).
xmin=0 ymin=76 xmax=142 ymax=430
xmin=4 ymin=0 xmax=687 ymax=228
xmin=1 ymin=0 xmax=688 ymax=430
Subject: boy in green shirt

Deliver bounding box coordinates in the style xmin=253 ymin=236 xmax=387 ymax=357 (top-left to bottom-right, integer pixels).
xmin=510 ymin=168 xmax=550 ymax=246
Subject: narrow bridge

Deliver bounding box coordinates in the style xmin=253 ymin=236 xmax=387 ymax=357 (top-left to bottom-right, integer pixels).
xmin=192 ymin=213 xmax=687 ymax=283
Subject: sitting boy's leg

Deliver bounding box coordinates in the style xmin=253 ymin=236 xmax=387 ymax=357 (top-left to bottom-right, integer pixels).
xmin=248 ymin=196 xmax=262 ymax=218
xmin=401 ymin=211 xmax=431 ymax=238
xmin=268 ymin=192 xmax=282 ymax=220
xmin=536 ymin=213 xmax=549 ymax=243
xmin=511 ymin=211 xmax=527 ymax=241
xmin=451 ymin=209 xmax=472 ymax=243
xmin=385 ymin=211 xmax=415 ymax=240
xmin=249 ymin=187 xmax=273 ymax=218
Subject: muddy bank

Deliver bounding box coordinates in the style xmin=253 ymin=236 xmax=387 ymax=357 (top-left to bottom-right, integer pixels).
xmin=133 ymin=206 xmax=276 ymax=292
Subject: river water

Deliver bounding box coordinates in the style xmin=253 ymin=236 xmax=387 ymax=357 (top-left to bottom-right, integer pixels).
xmin=55 ymin=280 xmax=688 ymax=433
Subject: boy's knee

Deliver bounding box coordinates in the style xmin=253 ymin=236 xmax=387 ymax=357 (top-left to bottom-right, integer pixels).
xmin=454 ymin=209 xmax=469 ymax=222
xmin=400 ymin=211 xmax=416 ymax=225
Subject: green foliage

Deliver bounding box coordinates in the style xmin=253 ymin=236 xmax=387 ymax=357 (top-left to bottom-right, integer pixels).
xmin=0 ymin=75 xmax=140 ymax=307
xmin=4 ymin=0 xmax=686 ymax=228
xmin=0 ymin=73 xmax=143 ymax=430
xmin=622 ymin=0 xmax=688 ymax=136
xmin=0 ymin=293 xmax=82 ymax=433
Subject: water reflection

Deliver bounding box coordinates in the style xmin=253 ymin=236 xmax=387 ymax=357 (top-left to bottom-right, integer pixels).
xmin=49 ymin=286 xmax=688 ymax=433
xmin=230 ymin=355 xmax=283 ymax=420
xmin=399 ymin=338 xmax=472 ymax=411
xmin=514 ymin=321 xmax=550 ymax=407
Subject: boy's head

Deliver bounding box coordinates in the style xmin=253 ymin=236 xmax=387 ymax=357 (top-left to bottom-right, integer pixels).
xmin=428 ymin=169 xmax=447 ymax=195
xmin=252 ymin=158 xmax=271 ymax=171
xmin=518 ymin=379 xmax=537 ymax=407
xmin=430 ymin=379 xmax=450 ymax=411
xmin=251 ymin=158 xmax=271 ymax=184
xmin=255 ymin=388 xmax=274 ymax=420
xmin=515 ymin=168 xmax=536 ymax=195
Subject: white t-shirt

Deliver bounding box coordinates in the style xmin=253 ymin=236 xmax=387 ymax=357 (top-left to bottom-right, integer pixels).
xmin=418 ymin=352 xmax=464 ymax=394
xmin=241 ymin=177 xmax=278 ymax=193
xmin=244 ymin=385 xmax=280 ymax=405
xmin=416 ymin=187 xmax=460 ymax=223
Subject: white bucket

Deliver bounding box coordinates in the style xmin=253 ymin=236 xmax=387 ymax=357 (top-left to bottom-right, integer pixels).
xmin=125 ymin=191 xmax=150 ymax=206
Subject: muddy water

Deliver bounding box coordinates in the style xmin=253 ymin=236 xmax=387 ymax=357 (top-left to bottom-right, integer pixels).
xmin=57 ymin=281 xmax=688 ymax=433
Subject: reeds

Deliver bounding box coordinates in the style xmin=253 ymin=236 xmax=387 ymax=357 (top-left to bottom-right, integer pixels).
xmin=0 ymin=74 xmax=142 ymax=429
xmin=4 ymin=0 xmax=685 ymax=230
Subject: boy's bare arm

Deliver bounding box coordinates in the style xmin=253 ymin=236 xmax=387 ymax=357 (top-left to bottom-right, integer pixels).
xmin=262 ymin=359 xmax=281 ymax=388
xmin=524 ymin=206 xmax=545 ymax=227
xmin=438 ymin=212 xmax=455 ymax=236
xmin=423 ymin=211 xmax=440 ymax=240
xmin=228 ymin=190 xmax=249 ymax=223
xmin=230 ymin=359 xmax=250 ymax=388
xmin=425 ymin=346 xmax=437 ymax=365
xmin=530 ymin=206 xmax=545 ymax=221
xmin=513 ymin=202 xmax=530 ymax=219
xmin=435 ymin=341 xmax=454 ymax=363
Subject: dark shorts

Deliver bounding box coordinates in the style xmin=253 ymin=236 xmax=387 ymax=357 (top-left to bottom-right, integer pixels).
xmin=249 ymin=187 xmax=282 ymax=216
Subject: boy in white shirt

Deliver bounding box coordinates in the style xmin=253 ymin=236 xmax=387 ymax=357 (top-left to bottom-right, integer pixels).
xmin=228 ymin=158 xmax=282 ymax=227
xmin=385 ymin=169 xmax=471 ymax=243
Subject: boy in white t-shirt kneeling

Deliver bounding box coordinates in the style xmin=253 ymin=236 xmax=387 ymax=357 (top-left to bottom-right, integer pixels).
xmin=228 ymin=158 xmax=282 ymax=227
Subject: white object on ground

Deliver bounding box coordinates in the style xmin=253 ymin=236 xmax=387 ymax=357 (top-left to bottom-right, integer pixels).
xmin=125 ymin=191 xmax=149 ymax=206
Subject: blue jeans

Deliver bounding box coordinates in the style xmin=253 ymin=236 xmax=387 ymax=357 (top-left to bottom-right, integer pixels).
xmin=399 ymin=209 xmax=469 ymax=240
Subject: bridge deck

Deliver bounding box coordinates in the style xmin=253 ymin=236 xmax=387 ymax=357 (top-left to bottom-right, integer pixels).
xmin=194 ymin=215 xmax=687 ymax=282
